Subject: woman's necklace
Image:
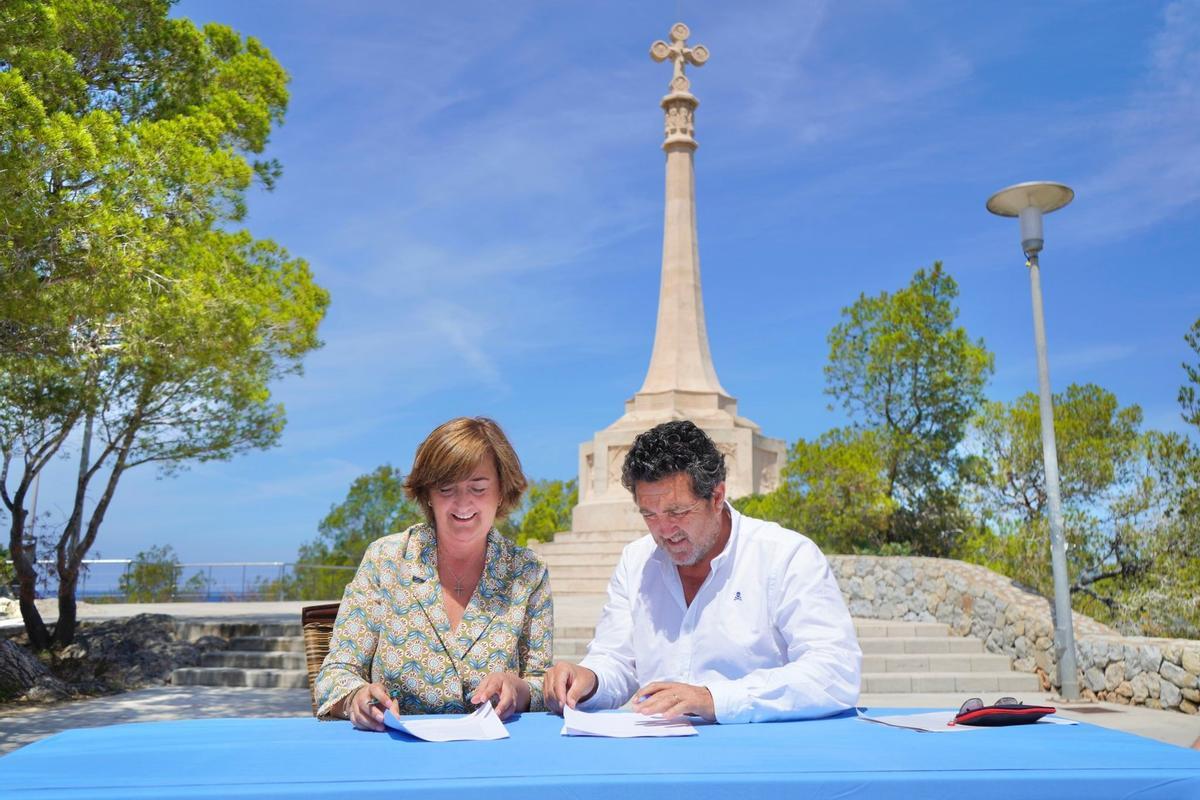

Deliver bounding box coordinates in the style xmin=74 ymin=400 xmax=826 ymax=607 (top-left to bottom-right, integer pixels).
xmin=437 ymin=548 xmax=479 ymax=596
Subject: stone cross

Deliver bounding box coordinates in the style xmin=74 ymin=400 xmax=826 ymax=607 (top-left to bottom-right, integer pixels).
xmin=650 ymin=22 xmax=709 ymax=93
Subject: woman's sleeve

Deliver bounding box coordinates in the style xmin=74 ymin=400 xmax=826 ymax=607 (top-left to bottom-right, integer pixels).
xmin=314 ymin=543 xmax=385 ymax=719
xmin=517 ymin=563 xmax=554 ymax=712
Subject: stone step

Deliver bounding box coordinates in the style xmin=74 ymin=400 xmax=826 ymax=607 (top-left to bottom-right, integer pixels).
xmin=532 ymin=541 xmax=632 ymax=557
xmin=554 ymin=625 xmax=597 ymax=639
xmin=862 ymin=671 xmax=1040 ymax=694
xmin=551 ymin=578 xmax=613 ymax=594
xmin=171 ymin=667 xmax=309 ymax=689
xmin=553 ymin=638 xmax=591 ymax=658
xmin=854 ymin=621 xmax=951 ymax=638
xmin=201 ymin=650 xmax=306 ymax=670
xmin=176 ymin=621 xmax=302 ymax=641
xmin=554 ymin=596 xmax=609 ymax=628
xmin=862 ymin=653 xmax=1012 ymax=674
xmin=228 ymin=636 xmax=305 ymax=653
xmin=540 ymin=553 xmax=624 ymax=567
xmin=546 ymin=565 xmax=622 ymax=579
xmin=554 ymin=654 xmax=585 ymax=665
xmin=531 ymin=530 xmax=644 ymax=545
xmin=859 ymin=636 xmax=983 ymax=655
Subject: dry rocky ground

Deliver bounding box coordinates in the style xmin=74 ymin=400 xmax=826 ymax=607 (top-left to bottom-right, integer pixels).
xmin=0 ymin=602 xmax=225 ymax=709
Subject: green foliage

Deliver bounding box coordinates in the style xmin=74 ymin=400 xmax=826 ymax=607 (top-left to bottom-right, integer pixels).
xmin=734 ymin=429 xmax=895 ymax=554
xmin=969 ymin=383 xmax=1143 ymax=519
xmin=117 ymin=544 xmax=205 ymax=602
xmin=960 ymin=385 xmax=1200 ymax=637
xmin=823 ymin=262 xmax=993 ymax=553
xmin=501 ymin=479 xmax=578 ymax=546
xmin=1181 ymin=317 xmax=1200 ymax=433
xmin=0 ymin=0 xmax=328 ymax=647
xmin=271 ymin=466 xmax=423 ymax=601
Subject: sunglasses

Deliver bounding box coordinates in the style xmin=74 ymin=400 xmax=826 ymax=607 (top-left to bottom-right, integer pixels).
xmin=958 ymin=696 xmax=1019 ymax=715
xmin=953 ymin=696 xmax=1056 ymax=727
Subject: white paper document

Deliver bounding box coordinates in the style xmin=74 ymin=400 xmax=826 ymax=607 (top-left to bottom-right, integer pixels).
xmin=382 ymin=701 xmax=509 ymax=742
xmin=857 ymin=710 xmax=1078 ymax=733
xmin=561 ymin=705 xmax=698 ymax=738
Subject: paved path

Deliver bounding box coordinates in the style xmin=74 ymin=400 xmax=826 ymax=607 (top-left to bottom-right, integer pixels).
xmin=0 ymin=686 xmax=312 ymax=755
xmin=2 ymin=601 xmax=1198 ymax=755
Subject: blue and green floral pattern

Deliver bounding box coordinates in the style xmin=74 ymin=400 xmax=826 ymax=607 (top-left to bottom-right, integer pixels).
xmin=315 ymin=523 xmax=553 ymax=718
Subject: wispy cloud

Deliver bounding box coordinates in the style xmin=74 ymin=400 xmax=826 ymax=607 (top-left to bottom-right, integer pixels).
xmin=700 ymin=1 xmax=976 ymax=159
xmin=996 ymin=343 xmax=1138 ymax=383
xmin=235 ymin=457 xmax=366 ymax=502
xmin=1070 ymin=0 xmax=1200 ymax=241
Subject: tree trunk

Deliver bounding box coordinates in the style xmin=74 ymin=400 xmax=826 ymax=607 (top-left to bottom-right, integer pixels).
xmin=54 ymin=566 xmax=80 ymax=646
xmin=8 ymin=513 xmax=50 ymax=651
xmin=1 ymin=425 xmax=77 ymax=652
xmin=0 ymin=637 xmax=69 ymax=701
xmin=52 ymin=411 xmax=94 ymax=647
xmin=52 ymin=424 xmax=135 ymax=647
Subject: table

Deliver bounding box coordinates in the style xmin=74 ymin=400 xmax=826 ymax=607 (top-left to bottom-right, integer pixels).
xmin=1 ymin=710 xmax=1198 ymax=799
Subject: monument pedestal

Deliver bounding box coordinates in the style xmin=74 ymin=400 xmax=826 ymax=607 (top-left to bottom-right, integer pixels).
xmin=573 ymin=391 xmax=785 ymax=532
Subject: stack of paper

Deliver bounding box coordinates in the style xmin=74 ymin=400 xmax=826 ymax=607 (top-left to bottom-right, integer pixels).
xmin=561 ymin=705 xmax=698 ymax=738
xmin=382 ymin=702 xmax=509 ymax=742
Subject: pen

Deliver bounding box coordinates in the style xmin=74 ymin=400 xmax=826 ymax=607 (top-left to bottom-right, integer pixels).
xmin=366 ymin=689 xmax=399 ymax=709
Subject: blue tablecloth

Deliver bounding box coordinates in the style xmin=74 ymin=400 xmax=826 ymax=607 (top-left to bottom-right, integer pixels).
xmin=1 ymin=710 xmax=1198 ymax=799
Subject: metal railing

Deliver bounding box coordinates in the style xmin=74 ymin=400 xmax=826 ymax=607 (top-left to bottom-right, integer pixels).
xmin=3 ymin=559 xmax=357 ymax=602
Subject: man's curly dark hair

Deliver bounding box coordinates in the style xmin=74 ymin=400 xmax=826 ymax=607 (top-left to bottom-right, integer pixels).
xmin=621 ymin=420 xmax=726 ymax=499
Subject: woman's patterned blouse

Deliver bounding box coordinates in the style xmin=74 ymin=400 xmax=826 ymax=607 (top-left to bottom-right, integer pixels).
xmin=315 ymin=523 xmax=554 ymax=718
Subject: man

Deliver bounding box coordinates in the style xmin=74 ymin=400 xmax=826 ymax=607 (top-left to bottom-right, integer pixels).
xmin=544 ymin=420 xmax=861 ymax=724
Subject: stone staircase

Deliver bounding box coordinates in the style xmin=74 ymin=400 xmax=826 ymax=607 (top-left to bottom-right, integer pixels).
xmin=171 ymin=621 xmax=308 ymax=689
xmin=551 ymin=614 xmax=1038 ymax=693
xmin=530 ymin=530 xmax=643 ymax=594
xmin=162 ymin=528 xmax=1042 ymax=696
xmin=854 ymin=619 xmax=1038 ymax=693
xmin=533 ymin=529 xmax=1040 ymax=694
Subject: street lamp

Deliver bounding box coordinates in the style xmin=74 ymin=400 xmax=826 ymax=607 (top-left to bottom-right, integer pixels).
xmin=986 ymin=180 xmax=1080 ymax=701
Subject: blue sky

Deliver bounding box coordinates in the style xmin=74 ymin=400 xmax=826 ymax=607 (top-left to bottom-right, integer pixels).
xmin=29 ymin=1 xmax=1200 ymax=567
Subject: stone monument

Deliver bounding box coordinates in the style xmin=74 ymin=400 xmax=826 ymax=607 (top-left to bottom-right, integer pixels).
xmin=571 ymin=23 xmax=787 ymax=534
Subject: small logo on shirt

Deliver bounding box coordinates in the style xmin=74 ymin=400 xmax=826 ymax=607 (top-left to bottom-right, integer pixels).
xmin=733 ymin=591 xmax=743 ymax=601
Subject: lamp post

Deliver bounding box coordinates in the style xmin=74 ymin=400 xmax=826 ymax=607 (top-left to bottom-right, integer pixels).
xmin=986 ymin=181 xmax=1080 ymax=701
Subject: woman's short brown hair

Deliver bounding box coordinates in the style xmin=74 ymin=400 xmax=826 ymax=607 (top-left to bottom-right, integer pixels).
xmin=403 ymin=417 xmax=528 ymax=524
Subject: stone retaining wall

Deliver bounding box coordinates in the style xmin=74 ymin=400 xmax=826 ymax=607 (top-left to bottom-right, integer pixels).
xmin=829 ymin=555 xmax=1200 ymax=714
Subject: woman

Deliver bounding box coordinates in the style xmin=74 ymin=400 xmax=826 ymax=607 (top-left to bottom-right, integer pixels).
xmin=314 ymin=417 xmax=553 ymax=730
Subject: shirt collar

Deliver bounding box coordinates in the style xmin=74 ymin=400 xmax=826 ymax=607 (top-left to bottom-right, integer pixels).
xmin=708 ymin=501 xmax=741 ymax=570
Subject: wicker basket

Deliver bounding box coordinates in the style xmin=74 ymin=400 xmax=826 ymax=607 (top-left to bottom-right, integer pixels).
xmin=301 ymin=602 xmax=341 ymax=716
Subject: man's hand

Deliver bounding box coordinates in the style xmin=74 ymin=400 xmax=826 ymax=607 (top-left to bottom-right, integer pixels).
xmin=470 ymin=672 xmax=531 ymax=720
xmin=631 ymin=681 xmax=715 ymax=722
xmin=344 ymin=682 xmax=397 ymax=732
xmin=543 ymin=662 xmax=598 ymax=715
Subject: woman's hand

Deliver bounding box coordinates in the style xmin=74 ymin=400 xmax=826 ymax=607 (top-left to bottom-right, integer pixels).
xmin=343 ymin=682 xmax=396 ymax=732
xmin=470 ymin=672 xmax=531 ymax=720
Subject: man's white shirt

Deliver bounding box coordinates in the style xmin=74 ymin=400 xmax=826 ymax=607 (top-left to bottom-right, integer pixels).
xmin=578 ymin=505 xmax=862 ymax=724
